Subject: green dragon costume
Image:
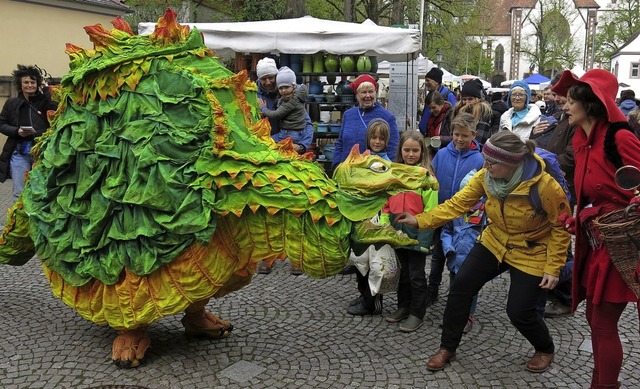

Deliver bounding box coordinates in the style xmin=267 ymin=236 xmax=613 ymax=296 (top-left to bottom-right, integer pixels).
xmin=0 ymin=10 xmax=438 ymax=368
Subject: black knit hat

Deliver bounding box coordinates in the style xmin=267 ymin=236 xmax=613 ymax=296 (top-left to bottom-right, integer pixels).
xmin=425 ymin=68 xmax=443 ymax=85
xmin=461 ymin=79 xmax=483 ymax=98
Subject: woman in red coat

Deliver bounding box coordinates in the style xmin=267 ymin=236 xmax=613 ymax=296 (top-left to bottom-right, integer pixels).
xmin=552 ymin=69 xmax=640 ymax=389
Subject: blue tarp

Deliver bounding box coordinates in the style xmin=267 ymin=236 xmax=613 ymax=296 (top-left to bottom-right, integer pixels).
xmin=523 ymin=73 xmax=550 ymax=85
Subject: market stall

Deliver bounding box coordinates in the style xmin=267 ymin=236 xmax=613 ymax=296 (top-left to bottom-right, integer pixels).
xmin=140 ymin=16 xmax=421 ymax=132
xmin=138 ymin=16 xmax=420 ymax=62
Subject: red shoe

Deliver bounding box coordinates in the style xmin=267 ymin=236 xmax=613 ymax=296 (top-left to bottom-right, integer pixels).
xmin=426 ymin=348 xmax=456 ymax=371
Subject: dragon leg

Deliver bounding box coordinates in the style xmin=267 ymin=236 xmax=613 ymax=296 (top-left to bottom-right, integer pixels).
xmin=181 ymin=298 xmax=234 ymax=338
xmin=111 ymin=328 xmax=150 ymax=369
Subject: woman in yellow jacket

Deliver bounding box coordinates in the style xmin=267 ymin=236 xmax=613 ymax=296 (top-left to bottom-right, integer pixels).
xmin=396 ymin=131 xmax=570 ymax=374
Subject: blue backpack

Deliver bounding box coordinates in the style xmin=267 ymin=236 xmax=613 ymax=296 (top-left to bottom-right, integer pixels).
xmin=529 ymin=148 xmax=570 ymax=218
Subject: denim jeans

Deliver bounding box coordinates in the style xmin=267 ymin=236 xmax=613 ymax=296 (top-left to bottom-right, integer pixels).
xmin=271 ymin=126 xmax=314 ymax=148
xmin=10 ymin=151 xmax=32 ymax=201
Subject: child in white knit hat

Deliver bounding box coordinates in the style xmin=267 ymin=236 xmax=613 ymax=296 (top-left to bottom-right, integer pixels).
xmin=258 ymin=66 xmax=309 ymax=144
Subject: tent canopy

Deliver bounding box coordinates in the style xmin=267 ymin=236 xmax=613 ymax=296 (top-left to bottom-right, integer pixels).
xmin=441 ymin=68 xmax=461 ymax=83
xmin=377 ymin=54 xmax=433 ymax=75
xmin=523 ymin=73 xmax=550 ymax=84
xmin=460 ymin=75 xmax=491 ymax=89
xmin=138 ymin=16 xmax=420 ymax=62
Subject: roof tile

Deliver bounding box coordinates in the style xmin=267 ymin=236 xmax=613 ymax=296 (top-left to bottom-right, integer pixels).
xmin=70 ymin=0 xmax=130 ymax=12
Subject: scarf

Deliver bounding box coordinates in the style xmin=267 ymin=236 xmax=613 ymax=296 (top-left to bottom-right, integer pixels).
xmin=426 ymin=104 xmax=450 ymax=138
xmin=511 ymin=107 xmax=529 ymax=128
xmin=484 ymin=163 xmax=524 ymax=200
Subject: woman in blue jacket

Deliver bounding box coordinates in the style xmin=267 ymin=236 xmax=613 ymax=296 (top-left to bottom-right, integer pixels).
xmin=331 ymin=74 xmax=399 ymax=170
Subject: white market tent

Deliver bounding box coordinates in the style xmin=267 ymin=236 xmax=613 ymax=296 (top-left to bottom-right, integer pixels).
xmin=138 ymin=16 xmax=421 ymax=62
xmin=441 ymin=68 xmax=461 ymax=84
xmin=377 ymin=54 xmax=432 ymax=75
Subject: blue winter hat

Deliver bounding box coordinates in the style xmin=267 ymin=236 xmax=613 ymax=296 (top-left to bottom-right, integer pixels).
xmin=507 ymin=80 xmax=531 ymax=108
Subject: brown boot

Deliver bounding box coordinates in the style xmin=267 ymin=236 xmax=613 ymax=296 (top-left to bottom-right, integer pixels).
xmin=111 ymin=329 xmax=150 ymax=369
xmin=181 ymin=299 xmax=233 ymax=338
xmin=526 ymin=351 xmax=554 ymax=373
xmin=426 ymin=348 xmax=456 ymax=371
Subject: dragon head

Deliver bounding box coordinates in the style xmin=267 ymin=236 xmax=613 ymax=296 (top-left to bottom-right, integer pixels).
xmin=333 ymin=145 xmax=438 ymax=222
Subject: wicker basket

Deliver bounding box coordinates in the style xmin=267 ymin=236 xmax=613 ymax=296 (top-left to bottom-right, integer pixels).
xmin=593 ymin=207 xmax=640 ymax=299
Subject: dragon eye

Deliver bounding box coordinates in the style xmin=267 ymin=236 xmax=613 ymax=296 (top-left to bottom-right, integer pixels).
xmin=369 ymin=161 xmax=389 ymax=173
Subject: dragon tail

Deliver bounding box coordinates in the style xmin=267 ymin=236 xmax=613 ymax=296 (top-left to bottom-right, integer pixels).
xmin=0 ymin=199 xmax=36 ymax=266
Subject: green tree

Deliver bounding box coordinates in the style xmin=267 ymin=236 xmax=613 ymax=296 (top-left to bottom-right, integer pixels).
xmin=124 ymin=0 xmax=195 ymax=33
xmin=313 ymin=0 xmax=420 ymax=25
xmin=594 ymin=0 xmax=640 ymax=69
xmin=230 ymin=0 xmax=286 ymax=21
xmin=519 ymin=0 xmax=579 ymax=77
xmin=422 ymin=0 xmax=495 ymax=78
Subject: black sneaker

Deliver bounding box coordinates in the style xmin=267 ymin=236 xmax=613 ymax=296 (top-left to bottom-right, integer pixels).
xmin=349 ymin=296 xmax=363 ymax=307
xmin=544 ymin=300 xmax=571 ymax=318
xmin=339 ymin=265 xmax=357 ymax=275
xmin=347 ymin=294 xmax=382 ymax=316
xmin=346 ymin=302 xmax=375 ymax=316
xmin=373 ymin=294 xmax=383 ymax=314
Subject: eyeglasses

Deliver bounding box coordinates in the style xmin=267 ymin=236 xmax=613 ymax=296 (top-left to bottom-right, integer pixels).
xmin=511 ymin=93 xmax=526 ymax=99
xmin=484 ymin=159 xmax=499 ymax=168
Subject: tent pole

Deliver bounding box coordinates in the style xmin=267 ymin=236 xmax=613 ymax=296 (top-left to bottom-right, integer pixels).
xmin=419 ymin=0 xmax=425 ymax=49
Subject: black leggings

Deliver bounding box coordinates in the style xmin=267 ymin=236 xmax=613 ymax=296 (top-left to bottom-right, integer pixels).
xmin=440 ymin=243 xmax=554 ymax=354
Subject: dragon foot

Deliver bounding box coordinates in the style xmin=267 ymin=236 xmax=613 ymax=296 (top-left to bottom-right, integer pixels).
xmin=181 ymin=309 xmax=234 ymax=339
xmin=112 ymin=329 xmax=150 ymax=369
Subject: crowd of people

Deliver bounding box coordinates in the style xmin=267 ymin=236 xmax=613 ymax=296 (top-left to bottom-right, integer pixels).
xmin=3 ymin=58 xmax=640 ymax=388
xmin=333 ymin=67 xmax=639 ymax=387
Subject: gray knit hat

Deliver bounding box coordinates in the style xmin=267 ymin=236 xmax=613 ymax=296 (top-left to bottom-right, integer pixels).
xmin=276 ymin=66 xmax=296 ymax=89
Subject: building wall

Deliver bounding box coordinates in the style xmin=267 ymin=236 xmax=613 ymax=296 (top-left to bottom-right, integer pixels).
xmin=611 ymin=39 xmax=640 ymax=94
xmin=0 ymin=0 xmax=126 ymax=106
xmin=483 ymin=0 xmax=610 ymax=81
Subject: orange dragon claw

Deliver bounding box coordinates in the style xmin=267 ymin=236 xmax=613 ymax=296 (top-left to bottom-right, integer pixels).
xmin=112 ymin=329 xmax=151 ymax=368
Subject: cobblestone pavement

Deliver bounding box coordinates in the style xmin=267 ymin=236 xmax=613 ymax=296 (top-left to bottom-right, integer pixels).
xmin=0 ymin=180 xmax=639 ymax=389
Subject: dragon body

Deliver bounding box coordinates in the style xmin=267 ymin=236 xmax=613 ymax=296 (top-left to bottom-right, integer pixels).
xmin=0 ymin=10 xmax=437 ymax=367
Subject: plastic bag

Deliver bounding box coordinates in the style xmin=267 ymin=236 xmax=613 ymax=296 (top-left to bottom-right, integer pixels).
xmin=348 ymin=247 xmax=370 ymax=276
xmin=347 ymin=214 xmax=381 ymax=276
xmin=368 ymin=244 xmax=400 ymax=295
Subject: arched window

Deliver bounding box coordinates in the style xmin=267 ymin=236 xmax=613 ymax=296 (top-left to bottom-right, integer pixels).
xmin=494 ymin=44 xmax=504 ymax=73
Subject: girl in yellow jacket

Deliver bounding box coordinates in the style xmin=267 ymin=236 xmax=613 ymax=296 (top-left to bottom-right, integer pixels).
xmin=396 ymin=131 xmax=570 ymax=374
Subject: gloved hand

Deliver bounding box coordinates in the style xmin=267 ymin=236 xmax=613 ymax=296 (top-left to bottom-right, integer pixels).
xmin=630 ymin=196 xmax=640 ymax=205
xmin=558 ymin=212 xmax=576 ymax=234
